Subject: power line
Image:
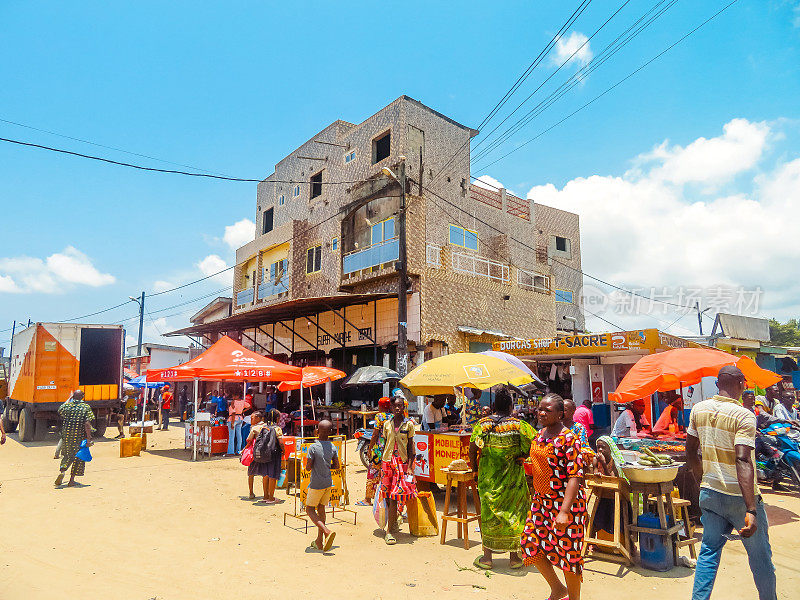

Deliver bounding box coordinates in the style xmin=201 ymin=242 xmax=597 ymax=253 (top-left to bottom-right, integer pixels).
xmin=471 ymin=0 xmax=633 ymax=160
xmin=0 ymin=116 xmax=225 ymax=176
xmin=429 ymin=0 xmax=595 ymax=187
xmin=477 ymin=0 xmax=740 ymax=170
xmin=472 ymin=0 xmax=678 ymax=165
xmin=0 ymin=136 xmax=367 ymax=185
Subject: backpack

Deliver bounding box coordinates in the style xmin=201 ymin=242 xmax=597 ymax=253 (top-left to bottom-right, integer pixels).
xmin=253 ymin=426 xmax=279 ymax=463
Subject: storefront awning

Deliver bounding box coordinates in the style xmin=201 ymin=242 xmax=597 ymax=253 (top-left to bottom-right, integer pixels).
xmin=167 ymin=293 xmax=396 ymax=337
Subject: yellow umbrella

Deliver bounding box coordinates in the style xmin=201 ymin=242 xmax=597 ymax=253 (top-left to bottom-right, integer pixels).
xmin=399 ymin=352 xmax=534 ymax=396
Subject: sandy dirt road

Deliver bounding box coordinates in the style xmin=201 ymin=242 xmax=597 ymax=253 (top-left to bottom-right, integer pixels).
xmin=1 ymin=425 xmax=797 ymax=600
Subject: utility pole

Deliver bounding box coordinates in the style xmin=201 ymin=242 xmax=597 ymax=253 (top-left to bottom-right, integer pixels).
xmin=131 ymin=292 xmax=145 ymax=374
xmin=8 ymin=320 xmax=16 ymax=378
xmin=396 ymin=157 xmax=409 ymax=377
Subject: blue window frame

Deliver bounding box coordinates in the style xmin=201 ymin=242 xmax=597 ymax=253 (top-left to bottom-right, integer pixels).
xmin=554 ymin=289 xmax=573 ymax=303
xmin=449 ymin=224 xmax=478 ymax=250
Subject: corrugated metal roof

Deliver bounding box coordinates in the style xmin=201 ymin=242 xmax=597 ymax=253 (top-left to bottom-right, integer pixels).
xmin=711 ymin=313 xmax=770 ymax=342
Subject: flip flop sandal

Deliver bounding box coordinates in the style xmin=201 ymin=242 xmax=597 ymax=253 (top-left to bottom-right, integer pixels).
xmin=308 ymin=541 xmax=322 ymax=551
xmin=323 ymin=531 xmax=336 ymax=552
xmin=54 ymin=473 xmax=64 ymax=486
xmin=384 ymin=532 xmax=397 ymax=545
xmin=473 ymin=556 xmax=492 ymax=570
xmin=509 ymin=560 xmax=524 ymax=569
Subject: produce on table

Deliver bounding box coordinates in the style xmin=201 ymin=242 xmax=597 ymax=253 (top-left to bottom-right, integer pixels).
xmin=636 ymin=446 xmax=675 ymax=467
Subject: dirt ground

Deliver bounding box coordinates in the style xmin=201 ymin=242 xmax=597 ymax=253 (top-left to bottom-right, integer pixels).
xmin=1 ymin=424 xmax=797 ymax=600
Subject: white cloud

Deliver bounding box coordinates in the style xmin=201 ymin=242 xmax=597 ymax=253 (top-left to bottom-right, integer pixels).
xmin=0 ymin=246 xmax=115 ymax=294
xmin=197 ymin=254 xmax=231 ymax=285
xmin=472 ymin=175 xmax=506 ymax=192
xmin=524 ymin=118 xmax=800 ymax=330
xmin=552 ymin=31 xmax=593 ymax=67
xmin=152 ymin=280 xmax=174 ymax=293
xmin=223 ymin=218 xmax=255 ymax=250
xmin=637 ymin=118 xmax=770 ymax=186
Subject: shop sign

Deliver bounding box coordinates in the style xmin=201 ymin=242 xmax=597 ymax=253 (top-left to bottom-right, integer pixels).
xmin=412 ymin=433 xmax=470 ymax=485
xmin=413 ymin=434 xmax=430 ymax=477
xmin=493 ymin=329 xmax=703 ymax=357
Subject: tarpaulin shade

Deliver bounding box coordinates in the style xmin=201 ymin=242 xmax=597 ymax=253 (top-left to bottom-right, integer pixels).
xmin=609 ymin=348 xmax=782 ymax=403
xmin=277 ymin=366 xmax=346 ymax=391
xmin=146 ymin=336 xmax=301 ymax=382
xmin=340 ymin=365 xmax=400 ymax=387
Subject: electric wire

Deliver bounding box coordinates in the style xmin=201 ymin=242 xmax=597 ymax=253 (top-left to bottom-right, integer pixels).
xmin=476 ymin=0 xmax=740 ymax=170
xmin=472 ymin=0 xmax=679 ymax=165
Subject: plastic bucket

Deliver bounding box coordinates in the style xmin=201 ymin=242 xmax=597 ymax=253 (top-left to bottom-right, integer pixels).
xmin=637 ymin=512 xmax=674 ymax=571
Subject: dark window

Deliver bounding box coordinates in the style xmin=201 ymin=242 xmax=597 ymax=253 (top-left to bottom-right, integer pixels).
xmin=78 ymin=328 xmax=122 ymax=386
xmin=262 ymin=207 xmax=274 ymax=234
xmin=372 ymin=131 xmax=390 ymax=164
xmin=310 ymin=171 xmax=323 ymax=199
xmin=555 ymin=236 xmax=568 ymax=252
xmin=306 ymin=245 xmax=322 ymax=274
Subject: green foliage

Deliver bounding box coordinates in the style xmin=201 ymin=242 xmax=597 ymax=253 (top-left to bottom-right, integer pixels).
xmin=769 ymin=318 xmax=800 ymax=346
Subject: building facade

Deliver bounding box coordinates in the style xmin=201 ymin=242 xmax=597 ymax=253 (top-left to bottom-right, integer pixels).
xmin=175 ymin=96 xmax=583 ymax=391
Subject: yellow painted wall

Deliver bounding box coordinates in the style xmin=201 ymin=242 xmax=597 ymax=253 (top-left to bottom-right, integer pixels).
xmin=241 ymin=255 xmax=258 ymax=287
xmin=260 ymin=242 xmax=290 ymax=272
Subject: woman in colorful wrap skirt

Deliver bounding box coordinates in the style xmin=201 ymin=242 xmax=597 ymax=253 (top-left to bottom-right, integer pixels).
xmin=521 ymin=393 xmax=587 ymax=600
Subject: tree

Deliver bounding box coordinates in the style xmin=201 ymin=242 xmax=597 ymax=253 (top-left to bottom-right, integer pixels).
xmin=768 ymin=318 xmax=800 ymax=346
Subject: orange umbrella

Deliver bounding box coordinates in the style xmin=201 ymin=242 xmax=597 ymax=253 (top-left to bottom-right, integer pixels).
xmin=609 ymin=348 xmax=781 ymax=404
xmin=277 ymin=366 xmax=346 ymax=391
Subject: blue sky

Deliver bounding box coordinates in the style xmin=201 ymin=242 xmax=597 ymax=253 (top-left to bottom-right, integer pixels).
xmin=1 ymin=0 xmax=799 ymax=348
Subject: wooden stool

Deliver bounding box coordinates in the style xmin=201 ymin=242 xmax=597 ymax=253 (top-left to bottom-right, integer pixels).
xmin=582 ymin=474 xmax=633 ymax=565
xmin=672 ymin=498 xmax=699 ymax=559
xmin=440 ymin=469 xmax=481 ymax=550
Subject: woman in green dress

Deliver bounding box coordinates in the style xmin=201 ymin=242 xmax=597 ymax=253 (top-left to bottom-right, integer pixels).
xmin=469 ymin=387 xmax=535 ymax=569
xmin=55 ymin=390 xmax=94 ymax=487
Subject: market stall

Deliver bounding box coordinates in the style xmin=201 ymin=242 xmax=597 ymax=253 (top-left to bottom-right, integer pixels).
xmin=399 ymin=352 xmax=535 ymax=485
xmin=146 ymin=336 xmax=302 ymax=460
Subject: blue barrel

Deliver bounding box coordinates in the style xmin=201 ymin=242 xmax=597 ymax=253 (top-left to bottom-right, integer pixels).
xmin=637 ymin=512 xmax=673 ymax=571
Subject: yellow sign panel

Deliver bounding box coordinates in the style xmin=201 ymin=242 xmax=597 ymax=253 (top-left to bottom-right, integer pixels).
xmin=297 ymin=438 xmax=347 ymax=507
xmin=492 ymin=329 xmax=702 ymax=357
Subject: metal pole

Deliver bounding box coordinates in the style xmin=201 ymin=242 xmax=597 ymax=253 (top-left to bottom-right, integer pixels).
xmin=696 ymin=302 xmax=703 ymax=336
xmin=8 ymin=321 xmax=16 ymax=378
xmin=397 ymin=158 xmax=409 ymax=377
xmin=193 ymin=377 xmax=199 ymax=461
xmin=136 ymin=292 xmax=145 ymax=375
xmin=300 ymin=378 xmax=304 ymax=439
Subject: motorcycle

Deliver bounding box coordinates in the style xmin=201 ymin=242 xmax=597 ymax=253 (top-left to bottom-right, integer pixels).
xmin=757 ymin=423 xmax=800 ymax=489
xmin=354 ymin=425 xmax=374 ymax=469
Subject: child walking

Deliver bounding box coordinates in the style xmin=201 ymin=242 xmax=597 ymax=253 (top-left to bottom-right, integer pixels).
xmin=305 ymin=419 xmax=339 ymax=552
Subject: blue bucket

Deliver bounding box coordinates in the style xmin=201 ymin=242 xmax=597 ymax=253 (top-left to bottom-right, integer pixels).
xmin=76 ymin=440 xmax=93 ymax=462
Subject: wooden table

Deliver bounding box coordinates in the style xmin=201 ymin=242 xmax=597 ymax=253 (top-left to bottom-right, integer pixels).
xmin=348 ymin=409 xmax=378 ymax=432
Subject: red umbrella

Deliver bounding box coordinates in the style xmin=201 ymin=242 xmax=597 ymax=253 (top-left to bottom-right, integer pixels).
xmin=609 ymin=348 xmax=781 ymax=404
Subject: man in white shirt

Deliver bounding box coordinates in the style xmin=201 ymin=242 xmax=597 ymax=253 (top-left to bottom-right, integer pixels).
xmin=772 ymin=392 xmax=799 ymax=427
xmin=423 ymin=397 xmax=445 ymax=431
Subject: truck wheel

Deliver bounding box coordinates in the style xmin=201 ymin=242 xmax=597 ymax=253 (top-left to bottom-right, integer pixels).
xmin=18 ymin=407 xmax=35 ymax=442
xmin=1 ymin=405 xmax=17 ymax=433
xmin=93 ymin=416 xmax=108 ymax=438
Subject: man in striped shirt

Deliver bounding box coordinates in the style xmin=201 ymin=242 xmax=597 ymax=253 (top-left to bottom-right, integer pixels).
xmin=686 ymin=365 xmax=776 ymax=600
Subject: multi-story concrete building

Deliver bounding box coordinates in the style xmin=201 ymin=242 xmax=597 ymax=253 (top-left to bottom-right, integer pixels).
xmin=174 ymin=96 xmax=583 ymax=399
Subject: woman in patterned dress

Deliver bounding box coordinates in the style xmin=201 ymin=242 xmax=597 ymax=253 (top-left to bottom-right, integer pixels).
xmin=55 ymin=390 xmax=94 ymax=487
xmin=521 ymin=394 xmax=587 ymax=600
xmin=469 ymin=387 xmax=535 ymax=570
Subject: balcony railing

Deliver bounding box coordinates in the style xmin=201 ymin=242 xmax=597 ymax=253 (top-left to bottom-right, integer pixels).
xmin=236 ymin=287 xmax=255 ymax=306
xmin=258 ymin=278 xmax=289 ymax=301
xmin=452 ymin=251 xmax=510 ymax=284
xmin=517 ymin=268 xmax=550 ymax=294
xmin=342 ymin=237 xmax=399 ymax=275
xmin=426 ymin=243 xmax=442 ymax=267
